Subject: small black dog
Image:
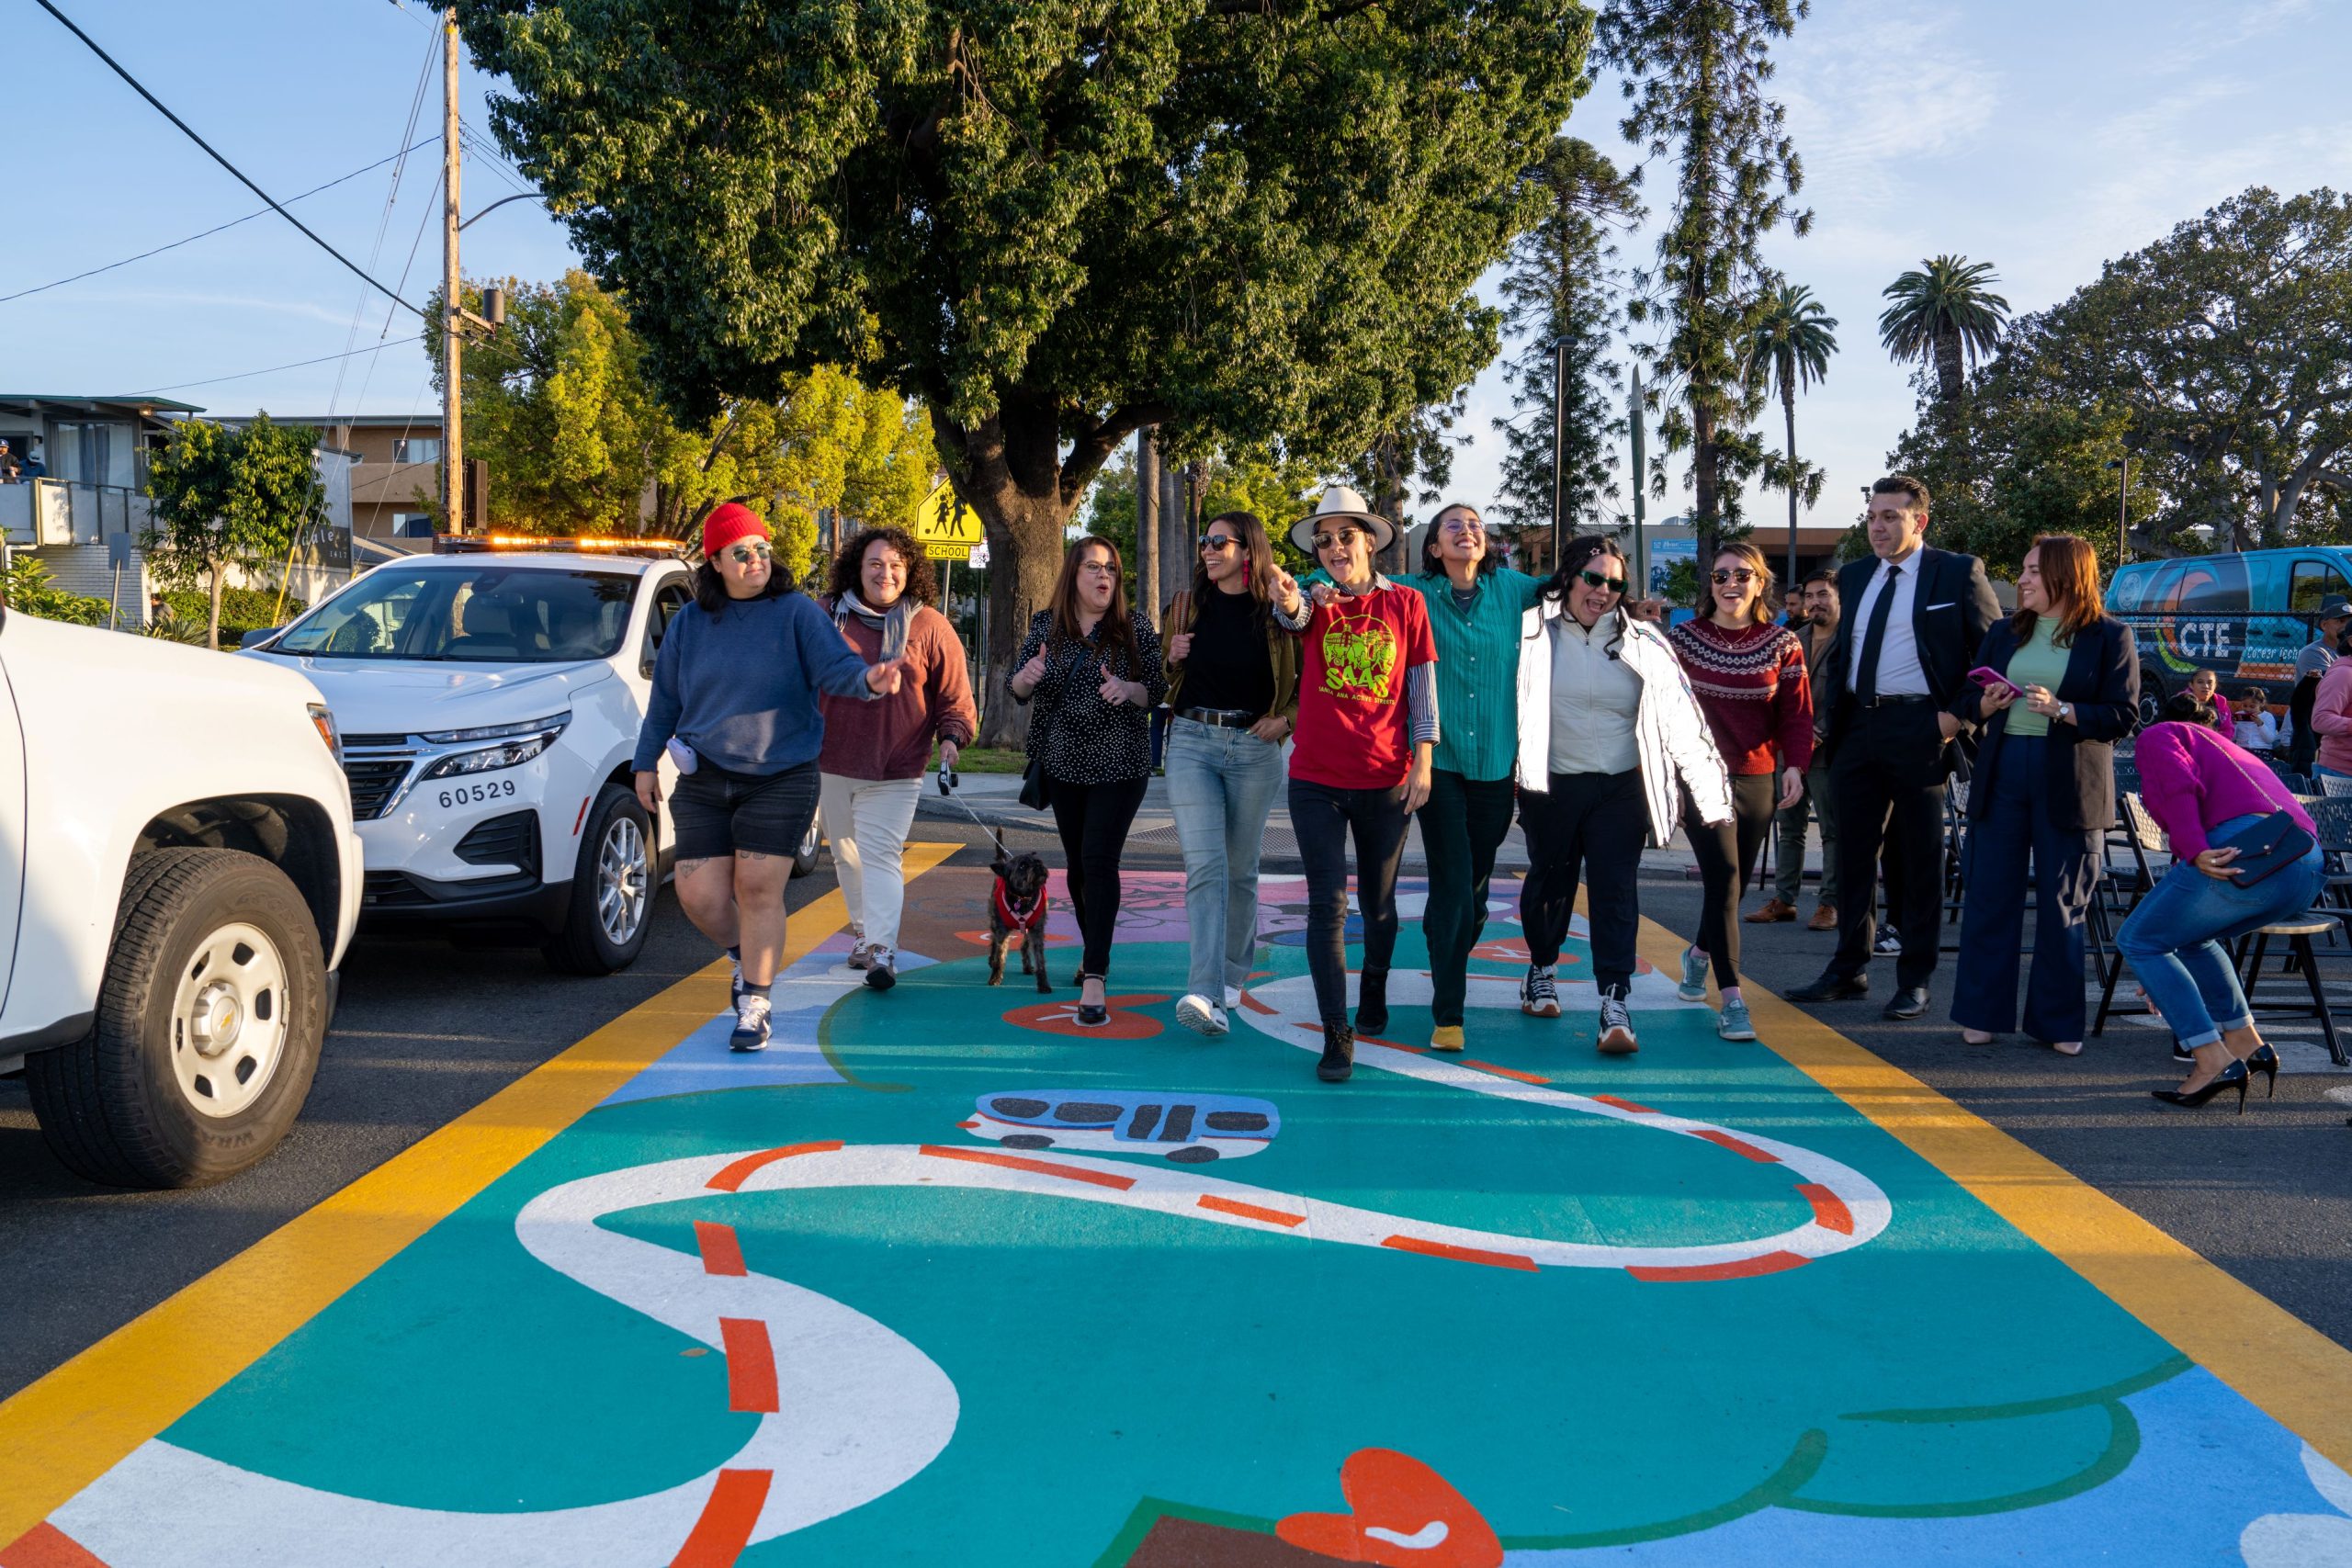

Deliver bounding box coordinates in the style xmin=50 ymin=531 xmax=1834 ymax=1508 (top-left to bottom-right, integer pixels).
xmin=987 ymin=845 xmax=1052 ymax=993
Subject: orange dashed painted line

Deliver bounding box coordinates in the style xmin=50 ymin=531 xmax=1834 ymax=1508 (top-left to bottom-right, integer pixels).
xmin=1196 ymin=1193 xmax=1307 ymax=1228
xmin=1693 ymin=1129 xmax=1780 ymax=1164
xmin=1797 ymin=1182 xmax=1855 ymax=1235
xmin=669 ymin=1467 xmax=773 ymax=1568
xmin=1591 ymin=1093 xmax=1658 ymax=1113
xmin=0 ymin=1521 xmax=113 ymax=1568
xmin=916 ymin=1143 xmax=1137 ymax=1190
xmin=1463 ymin=1058 xmax=1550 ymax=1085
xmin=705 ymin=1140 xmax=844 ymax=1193
xmin=1626 ymin=1250 xmax=1809 ymax=1283
xmin=1238 ymin=990 xmax=1275 ymax=1015
xmin=717 ymin=1318 xmax=778 ymax=1414
xmin=1381 ymin=1235 xmax=1539 ymax=1272
xmin=693 ymin=1221 xmax=747 ymax=1278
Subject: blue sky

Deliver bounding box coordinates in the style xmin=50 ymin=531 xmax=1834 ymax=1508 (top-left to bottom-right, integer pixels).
xmin=6 ymin=0 xmax=2350 ymax=539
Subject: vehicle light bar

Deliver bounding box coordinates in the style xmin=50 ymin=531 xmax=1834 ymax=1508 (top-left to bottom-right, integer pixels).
xmin=433 ymin=534 xmax=686 ymax=557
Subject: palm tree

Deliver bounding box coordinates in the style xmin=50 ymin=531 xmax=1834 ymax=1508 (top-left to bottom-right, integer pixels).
xmin=1879 ymin=255 xmax=2010 ymax=404
xmin=1742 ymin=281 xmax=1838 ymax=593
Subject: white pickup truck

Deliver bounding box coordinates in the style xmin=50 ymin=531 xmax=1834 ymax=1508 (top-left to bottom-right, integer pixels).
xmin=0 ymin=603 xmax=362 ymax=1188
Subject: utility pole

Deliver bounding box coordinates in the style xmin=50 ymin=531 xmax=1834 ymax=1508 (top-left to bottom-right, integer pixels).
xmin=1628 ymin=365 xmax=1647 ymax=595
xmin=1549 ymin=335 xmax=1569 ymax=566
xmin=440 ymin=12 xmax=464 ymax=536
xmin=1136 ymin=428 xmax=1159 ymax=624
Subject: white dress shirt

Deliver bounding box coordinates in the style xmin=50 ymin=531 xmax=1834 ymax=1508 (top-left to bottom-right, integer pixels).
xmin=1849 ymin=550 xmax=1929 ymax=696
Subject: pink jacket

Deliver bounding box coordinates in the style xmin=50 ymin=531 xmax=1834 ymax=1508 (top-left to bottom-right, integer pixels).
xmin=2311 ymin=660 xmax=2352 ymax=776
xmin=2133 ymin=720 xmax=2312 ymax=860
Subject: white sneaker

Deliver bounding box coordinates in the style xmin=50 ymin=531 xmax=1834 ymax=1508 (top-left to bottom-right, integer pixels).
xmin=845 ymin=940 xmax=875 ymax=971
xmin=1224 ymin=985 xmax=1244 ymax=1010
xmin=1874 ymin=929 xmax=1904 ymax=958
xmin=729 ymin=994 xmax=772 ymax=1053
xmin=1176 ymin=994 xmax=1229 ymax=1036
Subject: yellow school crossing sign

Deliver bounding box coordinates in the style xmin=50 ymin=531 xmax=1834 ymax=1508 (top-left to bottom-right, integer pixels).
xmin=914 ymin=480 xmax=983 ymax=561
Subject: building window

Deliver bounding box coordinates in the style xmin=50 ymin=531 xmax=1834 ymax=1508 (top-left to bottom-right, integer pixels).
xmin=393 ymin=437 xmax=441 ymax=465
xmin=390 ymin=513 xmax=436 ymax=538
xmin=51 ymin=421 xmax=135 ymax=487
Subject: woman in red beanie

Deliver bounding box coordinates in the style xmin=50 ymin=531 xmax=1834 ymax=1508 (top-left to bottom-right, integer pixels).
xmin=634 ymin=502 xmax=905 ymax=1051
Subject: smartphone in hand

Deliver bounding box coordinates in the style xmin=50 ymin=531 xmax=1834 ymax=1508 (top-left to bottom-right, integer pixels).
xmin=1967 ymin=666 xmax=2025 ymax=699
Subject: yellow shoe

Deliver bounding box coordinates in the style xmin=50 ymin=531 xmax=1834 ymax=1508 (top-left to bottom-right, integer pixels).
xmin=1430 ymin=1025 xmax=1465 ymax=1053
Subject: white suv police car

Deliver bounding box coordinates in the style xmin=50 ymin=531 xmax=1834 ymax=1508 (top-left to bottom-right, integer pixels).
xmin=245 ymin=537 xmax=814 ymax=974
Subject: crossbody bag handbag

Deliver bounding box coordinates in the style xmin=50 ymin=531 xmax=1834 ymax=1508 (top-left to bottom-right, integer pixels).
xmin=2207 ymin=744 xmax=2316 ymax=886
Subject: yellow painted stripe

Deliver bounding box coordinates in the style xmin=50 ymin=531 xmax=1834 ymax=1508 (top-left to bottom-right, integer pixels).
xmin=0 ymin=841 xmax=963 ymax=1545
xmin=1630 ymin=912 xmax=2352 ymax=1473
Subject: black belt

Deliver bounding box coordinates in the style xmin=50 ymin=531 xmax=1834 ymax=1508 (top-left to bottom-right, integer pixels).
xmin=1176 ymin=705 xmax=1262 ymax=729
xmin=1855 ymin=693 xmax=1936 ymax=708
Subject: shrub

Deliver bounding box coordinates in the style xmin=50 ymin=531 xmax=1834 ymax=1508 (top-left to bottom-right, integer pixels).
xmin=160 ymin=586 xmax=307 ymax=644
xmin=1 ymin=558 xmax=112 ymax=626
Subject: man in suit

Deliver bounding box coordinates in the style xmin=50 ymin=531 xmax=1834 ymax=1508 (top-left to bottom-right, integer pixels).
xmin=1789 ymin=474 xmax=2002 ymax=1019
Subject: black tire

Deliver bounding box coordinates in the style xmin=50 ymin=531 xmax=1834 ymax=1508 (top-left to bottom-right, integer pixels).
xmin=790 ymin=816 xmax=821 ymax=880
xmin=26 ymin=849 xmax=326 ymax=1189
xmin=2138 ymin=665 xmax=2168 ymax=728
xmin=544 ymin=784 xmax=655 ymax=976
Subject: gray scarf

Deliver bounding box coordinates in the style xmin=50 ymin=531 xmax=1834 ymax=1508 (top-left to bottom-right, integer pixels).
xmin=835 ymin=590 xmax=915 ymax=662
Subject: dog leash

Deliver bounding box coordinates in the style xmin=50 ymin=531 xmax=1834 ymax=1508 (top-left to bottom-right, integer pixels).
xmin=934 ymin=768 xmax=1010 ymax=857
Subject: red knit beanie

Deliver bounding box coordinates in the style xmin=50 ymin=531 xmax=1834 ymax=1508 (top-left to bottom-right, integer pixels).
xmin=701 ymin=502 xmax=769 ymax=560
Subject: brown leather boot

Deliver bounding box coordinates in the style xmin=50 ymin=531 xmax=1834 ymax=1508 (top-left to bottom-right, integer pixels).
xmin=1808 ymin=902 xmax=1839 ymax=931
xmin=1745 ymin=897 xmax=1799 ymax=923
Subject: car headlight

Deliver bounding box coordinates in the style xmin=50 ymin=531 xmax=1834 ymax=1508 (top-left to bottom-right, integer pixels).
xmin=419 ymin=714 xmax=569 ymax=779
xmin=419 ymin=713 xmax=571 ymax=745
xmin=306 ymin=702 xmax=342 ymax=764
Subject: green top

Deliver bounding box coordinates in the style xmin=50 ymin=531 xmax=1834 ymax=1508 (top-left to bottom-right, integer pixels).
xmin=2000 ymin=617 xmax=2070 ymax=738
xmin=1403 ymin=565 xmax=1547 ymax=781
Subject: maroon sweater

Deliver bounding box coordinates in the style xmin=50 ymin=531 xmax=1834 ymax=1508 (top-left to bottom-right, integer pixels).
xmin=817 ymin=601 xmax=978 ymax=781
xmin=1668 ymin=618 xmax=1815 ymax=775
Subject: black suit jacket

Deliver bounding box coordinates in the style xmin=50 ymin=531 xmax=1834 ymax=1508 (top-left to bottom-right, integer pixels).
xmin=1954 ymin=615 xmax=2141 ymax=830
xmin=1816 ymin=546 xmax=2004 ymax=767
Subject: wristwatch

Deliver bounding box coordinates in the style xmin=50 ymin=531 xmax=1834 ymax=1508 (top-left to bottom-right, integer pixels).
xmin=2059 ymin=702 xmax=2075 ymax=725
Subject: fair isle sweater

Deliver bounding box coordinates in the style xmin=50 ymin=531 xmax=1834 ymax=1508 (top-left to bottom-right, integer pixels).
xmin=1666 ymin=618 xmax=1815 ymax=775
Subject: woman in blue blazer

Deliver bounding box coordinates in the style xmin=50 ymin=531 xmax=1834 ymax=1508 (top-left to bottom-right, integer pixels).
xmin=1948 ymin=535 xmax=2140 ymax=1055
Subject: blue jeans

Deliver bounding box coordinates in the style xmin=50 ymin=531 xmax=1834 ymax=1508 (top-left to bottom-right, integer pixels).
xmin=2115 ymin=813 xmax=2326 ymax=1049
xmin=1164 ymin=717 xmax=1287 ymax=1002
xmin=1951 ymin=735 xmax=2101 ymax=1042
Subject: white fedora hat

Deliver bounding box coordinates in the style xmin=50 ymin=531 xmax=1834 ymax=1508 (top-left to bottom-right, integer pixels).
xmin=1288 ymin=485 xmax=1397 ymax=556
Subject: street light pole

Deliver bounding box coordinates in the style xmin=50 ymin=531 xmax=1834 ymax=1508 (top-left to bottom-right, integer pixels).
xmin=1550 ymin=335 xmax=1568 ymax=567
xmin=2108 ymin=455 xmax=2132 ymax=565
xmin=1628 ymin=365 xmax=1646 ymax=594
xmin=440 ymin=13 xmax=464 ymax=536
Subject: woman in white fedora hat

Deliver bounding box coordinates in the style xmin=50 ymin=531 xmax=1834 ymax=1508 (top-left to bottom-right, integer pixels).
xmin=1271 ymin=486 xmax=1438 ymax=1083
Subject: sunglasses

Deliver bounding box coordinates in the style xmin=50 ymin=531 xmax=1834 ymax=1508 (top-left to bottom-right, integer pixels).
xmin=1312 ymin=530 xmax=1366 ymax=552
xmin=1577 ymin=569 xmax=1628 ymax=595
xmin=1200 ymin=536 xmax=1240 ymax=553
xmin=1712 ymin=568 xmax=1758 ymax=585
xmin=725 ymin=542 xmax=773 ymax=564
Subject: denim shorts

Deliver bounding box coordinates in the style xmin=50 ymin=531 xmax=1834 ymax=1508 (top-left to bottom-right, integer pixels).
xmin=669 ymin=758 xmax=820 ymax=860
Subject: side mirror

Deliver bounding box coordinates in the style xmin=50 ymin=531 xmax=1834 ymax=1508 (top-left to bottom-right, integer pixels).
xmin=240 ymin=626 xmax=282 ymax=649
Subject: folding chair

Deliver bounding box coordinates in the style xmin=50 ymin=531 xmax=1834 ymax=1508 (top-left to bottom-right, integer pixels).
xmin=2322 ymin=773 xmax=2352 ymax=799
xmin=2091 ymin=792 xmax=2167 ymax=1035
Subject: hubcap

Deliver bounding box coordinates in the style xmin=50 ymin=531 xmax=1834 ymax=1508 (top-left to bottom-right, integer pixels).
xmin=597 ymin=816 xmax=649 ymax=944
xmin=169 ymin=923 xmax=289 ymax=1119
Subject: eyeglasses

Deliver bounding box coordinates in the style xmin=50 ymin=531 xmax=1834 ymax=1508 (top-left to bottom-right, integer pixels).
xmin=1577 ymin=569 xmax=1628 ymax=595
xmin=1712 ymin=568 xmax=1758 ymax=585
xmin=1438 ymin=517 xmax=1484 ymax=536
xmin=1312 ymin=530 xmax=1365 ymax=552
xmin=1200 ymin=536 xmax=1239 ymax=553
xmin=724 ymin=543 xmax=773 ymax=564
xmin=1077 ymin=561 xmax=1119 ymax=578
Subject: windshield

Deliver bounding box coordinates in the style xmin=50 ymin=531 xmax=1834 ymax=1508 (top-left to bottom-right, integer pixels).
xmin=273 ymin=565 xmax=638 ymax=662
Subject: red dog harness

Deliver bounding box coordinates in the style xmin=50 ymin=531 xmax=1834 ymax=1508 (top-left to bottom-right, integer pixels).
xmin=993 ymin=876 xmax=1046 ymax=933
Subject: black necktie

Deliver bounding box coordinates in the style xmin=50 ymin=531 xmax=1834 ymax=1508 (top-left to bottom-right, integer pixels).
xmin=1855 ymin=563 xmax=1901 ymax=703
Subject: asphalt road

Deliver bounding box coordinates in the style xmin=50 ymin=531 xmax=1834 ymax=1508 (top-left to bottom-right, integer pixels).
xmin=5 ymin=820 xmax=2347 ymax=1407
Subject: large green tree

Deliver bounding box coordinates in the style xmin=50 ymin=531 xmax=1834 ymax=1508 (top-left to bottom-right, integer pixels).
xmin=1740 ymin=278 xmax=1836 ymax=590
xmin=1599 ymin=0 xmax=1811 ymax=560
xmin=461 ymin=0 xmax=1594 ymax=741
xmin=143 ymin=413 xmax=327 ymax=650
xmin=1879 ymin=254 xmax=2009 ymax=406
xmin=1492 ymin=136 xmax=1644 ymax=549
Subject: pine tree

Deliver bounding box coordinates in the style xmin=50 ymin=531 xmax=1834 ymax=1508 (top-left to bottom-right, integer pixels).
xmin=1599 ymin=0 xmax=1812 ymax=561
xmin=1492 ymin=137 xmax=1645 ymax=558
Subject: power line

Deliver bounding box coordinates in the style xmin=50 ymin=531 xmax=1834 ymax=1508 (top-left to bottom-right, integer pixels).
xmin=0 ymin=137 xmax=439 ymax=307
xmin=30 ymin=0 xmax=424 ymax=318
xmin=131 ymin=340 xmax=412 ymax=397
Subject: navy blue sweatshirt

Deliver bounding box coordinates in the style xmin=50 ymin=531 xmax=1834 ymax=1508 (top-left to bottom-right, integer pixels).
xmin=633 ymin=590 xmax=875 ymax=775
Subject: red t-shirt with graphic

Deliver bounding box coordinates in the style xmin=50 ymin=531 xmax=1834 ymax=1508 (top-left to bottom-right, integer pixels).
xmin=1288 ymin=583 xmax=1437 ymax=790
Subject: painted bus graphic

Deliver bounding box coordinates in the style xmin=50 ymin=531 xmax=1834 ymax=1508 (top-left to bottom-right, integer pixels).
xmin=969 ymin=1091 xmax=1281 ymax=1163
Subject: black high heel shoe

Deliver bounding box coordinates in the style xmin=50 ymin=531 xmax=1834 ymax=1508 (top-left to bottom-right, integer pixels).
xmin=2245 ymin=1043 xmax=2280 ymax=1098
xmin=2151 ymin=1060 xmax=2250 ymax=1113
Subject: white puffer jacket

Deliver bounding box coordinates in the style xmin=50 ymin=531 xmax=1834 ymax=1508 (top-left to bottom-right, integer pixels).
xmin=1514 ymin=601 xmax=1733 ymax=846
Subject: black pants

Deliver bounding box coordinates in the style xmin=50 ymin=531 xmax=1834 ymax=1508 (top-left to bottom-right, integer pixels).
xmin=1517 ymin=768 xmax=1646 ymax=993
xmin=1289 ymin=777 xmax=1409 ymax=1030
xmin=1828 ymin=701 xmax=1950 ymax=991
xmin=1682 ymin=773 xmax=1780 ymax=987
xmin=1419 ymin=771 xmax=1519 ymax=1026
xmin=1049 ymin=775 xmax=1148 ymax=978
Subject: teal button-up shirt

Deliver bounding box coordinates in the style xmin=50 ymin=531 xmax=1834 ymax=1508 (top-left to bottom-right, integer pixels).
xmin=1405 ymin=565 xmax=1547 ymax=783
